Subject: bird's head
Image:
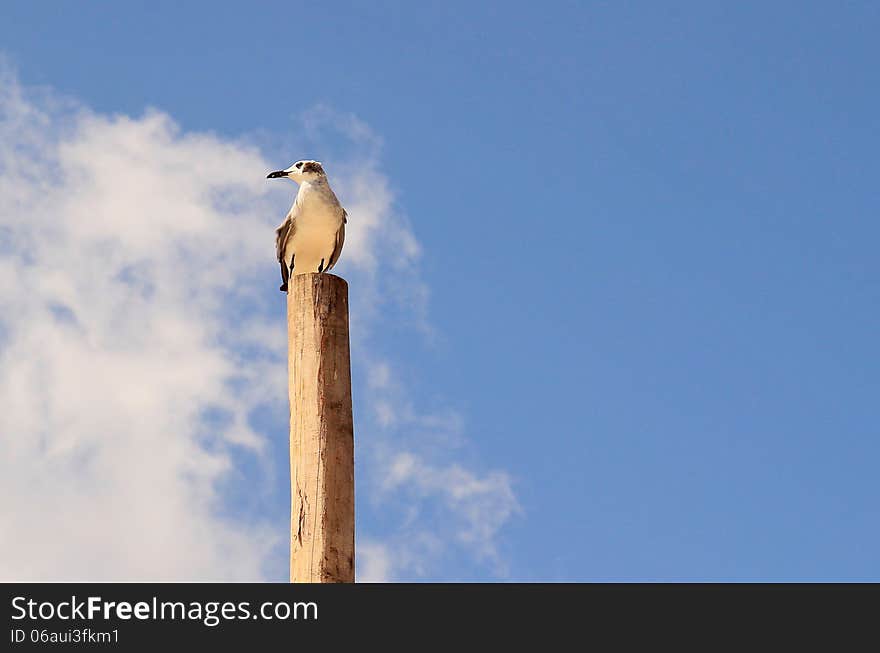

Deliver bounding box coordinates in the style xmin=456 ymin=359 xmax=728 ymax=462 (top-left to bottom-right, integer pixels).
xmin=266 ymin=160 xmax=326 ymax=183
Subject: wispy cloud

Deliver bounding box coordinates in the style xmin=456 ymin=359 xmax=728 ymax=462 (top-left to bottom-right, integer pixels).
xmin=355 ymin=355 xmax=521 ymax=580
xmin=0 ymin=64 xmax=518 ymax=581
xmin=382 ymin=452 xmax=520 ymax=566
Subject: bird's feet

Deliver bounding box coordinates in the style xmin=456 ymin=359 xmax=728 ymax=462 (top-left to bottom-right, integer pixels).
xmin=279 ymin=283 xmax=288 ymax=292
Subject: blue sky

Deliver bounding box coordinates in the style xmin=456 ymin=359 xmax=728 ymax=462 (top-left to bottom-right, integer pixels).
xmin=1 ymin=2 xmax=879 ymax=580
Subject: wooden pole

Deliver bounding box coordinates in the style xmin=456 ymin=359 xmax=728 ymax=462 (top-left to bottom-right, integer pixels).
xmin=287 ymin=273 xmax=355 ymax=583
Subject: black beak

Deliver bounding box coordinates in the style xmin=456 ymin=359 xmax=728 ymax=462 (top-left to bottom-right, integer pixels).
xmin=266 ymin=170 xmax=288 ymax=179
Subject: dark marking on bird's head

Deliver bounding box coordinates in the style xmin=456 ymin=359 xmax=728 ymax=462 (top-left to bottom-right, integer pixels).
xmin=302 ymin=161 xmax=324 ymax=175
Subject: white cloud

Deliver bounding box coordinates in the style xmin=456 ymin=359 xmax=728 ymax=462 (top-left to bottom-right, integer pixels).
xmin=355 ymin=540 xmax=393 ymax=583
xmin=356 ymin=356 xmax=521 ymax=579
xmin=377 ymin=451 xmax=520 ymax=574
xmin=0 ymin=68 xmax=285 ymax=580
xmin=0 ymin=65 xmax=518 ymax=581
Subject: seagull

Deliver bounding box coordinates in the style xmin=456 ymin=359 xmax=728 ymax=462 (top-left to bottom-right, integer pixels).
xmin=267 ymin=160 xmax=347 ymax=292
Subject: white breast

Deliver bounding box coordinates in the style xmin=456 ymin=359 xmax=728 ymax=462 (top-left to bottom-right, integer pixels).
xmin=284 ymin=184 xmax=343 ymax=275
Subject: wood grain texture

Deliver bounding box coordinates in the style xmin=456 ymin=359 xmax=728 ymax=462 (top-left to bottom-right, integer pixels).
xmin=287 ymin=273 xmax=355 ymax=583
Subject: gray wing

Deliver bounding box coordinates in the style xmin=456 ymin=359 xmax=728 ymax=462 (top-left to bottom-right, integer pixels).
xmin=326 ymin=209 xmax=346 ymax=272
xmin=275 ymin=214 xmax=295 ymax=291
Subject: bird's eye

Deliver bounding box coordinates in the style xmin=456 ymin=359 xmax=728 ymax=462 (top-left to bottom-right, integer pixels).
xmin=295 ymin=162 xmax=303 ymax=169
